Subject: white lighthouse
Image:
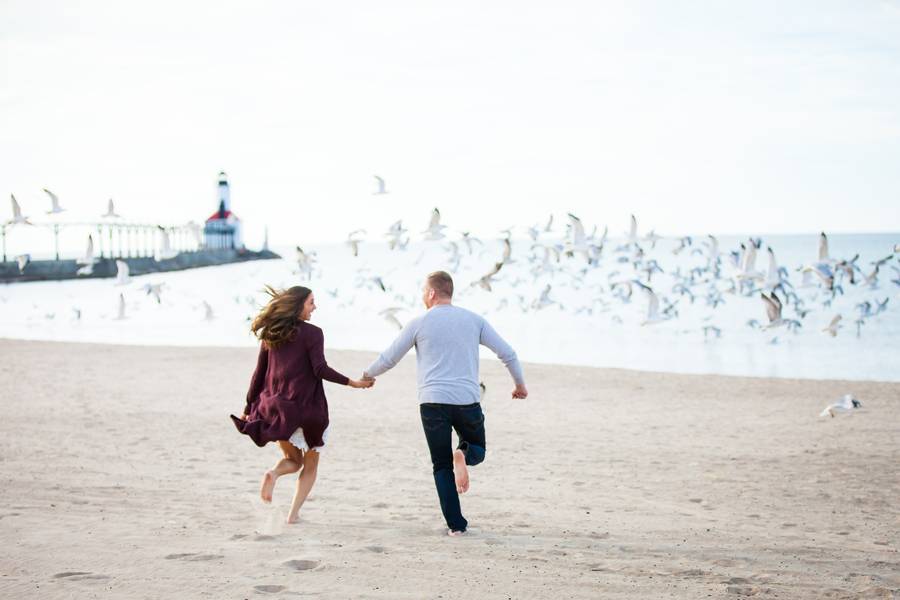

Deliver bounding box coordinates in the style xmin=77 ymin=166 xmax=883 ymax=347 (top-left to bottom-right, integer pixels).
xmin=217 ymin=171 xmax=231 ymax=212
xmin=204 ymin=171 xmax=243 ymax=249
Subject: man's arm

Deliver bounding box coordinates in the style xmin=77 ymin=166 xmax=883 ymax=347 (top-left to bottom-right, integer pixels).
xmin=479 ymin=318 xmax=526 ymax=391
xmin=364 ymin=318 xmax=420 ymax=379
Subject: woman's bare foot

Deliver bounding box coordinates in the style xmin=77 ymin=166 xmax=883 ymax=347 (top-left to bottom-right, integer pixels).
xmin=286 ymin=513 xmax=299 ymax=524
xmin=453 ymin=449 xmax=469 ymax=494
xmin=260 ymin=470 xmax=276 ymax=503
xmin=448 ymin=529 xmax=466 ymax=537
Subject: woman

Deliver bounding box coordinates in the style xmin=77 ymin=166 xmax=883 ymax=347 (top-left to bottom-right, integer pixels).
xmin=231 ymin=285 xmax=373 ymax=524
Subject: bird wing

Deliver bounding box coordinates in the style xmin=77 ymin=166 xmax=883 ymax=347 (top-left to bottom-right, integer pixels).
xmin=760 ymin=293 xmax=779 ymax=322
xmin=11 ymin=194 xmax=22 ymax=218
xmin=567 ymin=213 xmax=585 ymax=245
xmin=43 ymin=188 xmax=60 ymax=210
xmin=646 ymin=289 xmax=660 ymax=319
xmin=818 ymin=232 xmax=829 ymax=262
xmin=429 ymin=208 xmax=441 ymax=229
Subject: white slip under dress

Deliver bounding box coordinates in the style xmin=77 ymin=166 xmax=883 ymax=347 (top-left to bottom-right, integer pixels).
xmin=288 ymin=424 xmax=330 ymax=453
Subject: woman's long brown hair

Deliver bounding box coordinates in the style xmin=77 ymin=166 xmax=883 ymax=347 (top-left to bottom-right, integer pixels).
xmin=250 ymin=285 xmax=312 ymax=349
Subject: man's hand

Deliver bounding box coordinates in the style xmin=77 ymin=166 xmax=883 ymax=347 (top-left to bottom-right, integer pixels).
xmin=512 ymin=383 xmax=528 ymax=399
xmin=349 ymin=378 xmax=375 ymax=389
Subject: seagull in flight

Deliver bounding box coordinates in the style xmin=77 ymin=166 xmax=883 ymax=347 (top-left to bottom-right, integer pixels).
xmin=142 ymin=282 xmax=165 ymax=304
xmin=373 ymin=175 xmax=389 ymax=195
xmin=473 ymin=262 xmax=503 ymax=292
xmin=423 ymin=208 xmax=447 ymax=241
xmin=379 ymin=307 xmax=404 ymax=330
xmin=157 ymin=226 xmax=178 ymax=260
xmin=43 ymin=189 xmax=65 ymax=214
xmin=102 ymin=199 xmax=121 ymax=218
xmin=760 ymin=292 xmax=786 ymax=329
xmin=115 ymin=260 xmax=131 ymax=285
xmin=822 ymin=314 xmax=842 ymax=337
xmin=15 ymin=254 xmax=30 ymax=274
xmin=819 ymin=394 xmax=862 ymax=418
xmin=76 ymin=235 xmax=98 ymax=276
xmin=635 ymin=281 xmax=665 ymax=325
xmin=8 ymin=194 xmax=33 ymax=225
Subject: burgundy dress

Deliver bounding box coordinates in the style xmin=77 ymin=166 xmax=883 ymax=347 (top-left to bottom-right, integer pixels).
xmin=230 ymin=322 xmax=350 ymax=448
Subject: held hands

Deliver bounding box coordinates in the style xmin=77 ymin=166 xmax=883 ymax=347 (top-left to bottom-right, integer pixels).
xmin=512 ymin=383 xmax=528 ymax=399
xmin=349 ymin=376 xmax=375 ymax=389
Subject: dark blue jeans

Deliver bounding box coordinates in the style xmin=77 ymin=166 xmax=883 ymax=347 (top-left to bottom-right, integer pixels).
xmin=419 ymin=402 xmax=486 ymax=533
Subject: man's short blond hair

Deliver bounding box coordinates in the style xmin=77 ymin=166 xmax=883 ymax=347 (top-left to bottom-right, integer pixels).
xmin=426 ymin=271 xmax=454 ymax=298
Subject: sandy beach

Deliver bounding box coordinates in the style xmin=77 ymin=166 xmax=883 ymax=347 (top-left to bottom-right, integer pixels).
xmin=1 ymin=337 xmax=898 ymax=599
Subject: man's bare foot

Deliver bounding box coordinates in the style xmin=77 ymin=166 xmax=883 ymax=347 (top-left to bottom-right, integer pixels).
xmin=286 ymin=514 xmax=299 ymax=524
xmin=453 ymin=449 xmax=469 ymax=494
xmin=260 ymin=470 xmax=276 ymax=503
xmin=448 ymin=529 xmax=466 ymax=537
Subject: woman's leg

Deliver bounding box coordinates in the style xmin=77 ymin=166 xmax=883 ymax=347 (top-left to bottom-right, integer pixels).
xmin=286 ymin=448 xmax=320 ymax=524
xmin=260 ymin=441 xmax=304 ymax=503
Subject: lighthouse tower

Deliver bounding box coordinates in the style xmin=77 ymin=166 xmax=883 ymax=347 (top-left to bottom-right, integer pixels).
xmin=203 ymin=171 xmax=243 ymax=249
xmin=217 ymin=171 xmax=231 ymax=211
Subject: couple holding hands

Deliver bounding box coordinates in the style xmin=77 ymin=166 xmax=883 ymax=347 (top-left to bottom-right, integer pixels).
xmin=231 ymin=270 xmax=527 ymax=535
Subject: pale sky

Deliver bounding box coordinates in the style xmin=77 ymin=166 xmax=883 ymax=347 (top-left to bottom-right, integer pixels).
xmin=3 ymin=0 xmax=900 ymax=248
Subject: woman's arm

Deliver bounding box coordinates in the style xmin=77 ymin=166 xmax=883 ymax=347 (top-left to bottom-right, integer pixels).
xmin=244 ymin=343 xmax=269 ymax=415
xmin=308 ymin=328 xmax=351 ymax=385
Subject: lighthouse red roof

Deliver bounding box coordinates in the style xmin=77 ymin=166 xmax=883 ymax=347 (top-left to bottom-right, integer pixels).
xmin=206 ymin=209 xmax=239 ymax=222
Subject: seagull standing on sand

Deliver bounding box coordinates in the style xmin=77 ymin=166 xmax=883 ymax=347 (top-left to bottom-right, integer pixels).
xmin=373 ymin=175 xmax=389 ymax=195
xmin=202 ymin=301 xmax=214 ymax=320
xmin=819 ymin=394 xmax=862 ymax=418
xmin=8 ymin=194 xmax=33 ymax=225
xmin=115 ymin=293 xmax=127 ymax=320
xmin=43 ymin=189 xmax=65 ymax=214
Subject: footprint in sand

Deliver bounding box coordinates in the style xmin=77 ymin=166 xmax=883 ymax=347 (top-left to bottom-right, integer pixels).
xmin=283 ymin=559 xmax=319 ymax=571
xmin=53 ymin=572 xmax=109 ymax=581
xmin=371 ymin=502 xmax=390 ymax=509
xmin=254 ymin=584 xmax=287 ymax=593
xmin=164 ymin=553 xmax=224 ymax=561
xmin=364 ymin=545 xmax=386 ymax=553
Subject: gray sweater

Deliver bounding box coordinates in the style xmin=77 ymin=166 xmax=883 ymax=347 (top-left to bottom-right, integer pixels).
xmin=364 ymin=304 xmax=525 ymax=405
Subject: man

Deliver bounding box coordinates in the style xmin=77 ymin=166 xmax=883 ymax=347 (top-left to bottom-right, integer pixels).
xmin=363 ymin=270 xmax=527 ymax=536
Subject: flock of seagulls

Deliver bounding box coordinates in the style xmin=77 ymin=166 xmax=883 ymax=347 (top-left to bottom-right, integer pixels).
xmin=282 ymin=207 xmax=898 ymax=348
xmin=5 ymin=187 xmax=896 ymax=414
xmin=7 ymin=192 xmax=121 ymax=224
